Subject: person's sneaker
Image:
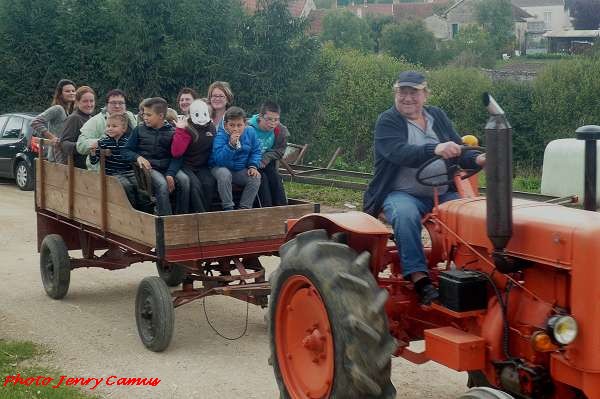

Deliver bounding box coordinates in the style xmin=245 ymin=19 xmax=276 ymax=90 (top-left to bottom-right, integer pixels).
xmin=414 ymin=277 xmax=439 ymax=305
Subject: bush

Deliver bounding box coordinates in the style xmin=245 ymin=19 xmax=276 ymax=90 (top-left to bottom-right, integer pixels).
xmin=533 ymin=57 xmax=600 ymax=143
xmin=380 ymin=21 xmax=439 ymax=67
xmin=427 ymin=68 xmax=493 ymax=135
xmin=312 ymin=47 xmax=414 ymax=167
xmin=490 ymin=80 xmax=543 ymax=167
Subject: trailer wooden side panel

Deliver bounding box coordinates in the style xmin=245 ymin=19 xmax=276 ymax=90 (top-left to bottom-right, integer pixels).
xmin=36 ymin=160 xmax=156 ymax=247
xmin=162 ymin=203 xmax=317 ymax=249
xmin=36 ymin=160 xmax=317 ymax=253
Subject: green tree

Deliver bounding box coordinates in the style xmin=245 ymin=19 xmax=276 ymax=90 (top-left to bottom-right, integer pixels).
xmin=234 ymin=0 xmax=327 ymax=139
xmin=0 ymin=0 xmax=65 ymax=111
xmin=475 ymin=0 xmax=515 ymax=51
xmin=447 ymin=25 xmax=497 ymax=68
xmin=321 ymin=9 xmax=375 ymax=52
xmin=365 ymin=14 xmax=394 ymax=53
xmin=380 ymin=21 xmax=439 ymax=66
xmin=565 ymin=0 xmax=600 ymax=30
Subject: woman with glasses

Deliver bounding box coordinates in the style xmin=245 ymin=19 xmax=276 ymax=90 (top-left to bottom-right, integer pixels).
xmin=207 ymin=81 xmax=234 ymax=126
xmin=31 ymin=79 xmax=77 ymax=162
xmin=76 ymin=89 xmax=138 ymax=170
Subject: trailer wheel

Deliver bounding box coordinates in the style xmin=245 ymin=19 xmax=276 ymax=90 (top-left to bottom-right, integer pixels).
xmin=269 ymin=229 xmax=397 ymax=399
xmin=40 ymin=234 xmax=71 ymax=299
xmin=458 ymin=387 xmax=515 ymax=399
xmin=135 ymin=276 xmax=174 ymax=352
xmin=156 ymin=261 xmax=185 ymax=287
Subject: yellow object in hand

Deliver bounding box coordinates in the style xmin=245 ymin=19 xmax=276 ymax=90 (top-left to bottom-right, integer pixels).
xmin=462 ymin=135 xmax=479 ymax=147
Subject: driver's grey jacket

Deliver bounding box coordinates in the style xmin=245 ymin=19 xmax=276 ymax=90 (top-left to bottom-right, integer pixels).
xmin=363 ymin=105 xmax=481 ymax=216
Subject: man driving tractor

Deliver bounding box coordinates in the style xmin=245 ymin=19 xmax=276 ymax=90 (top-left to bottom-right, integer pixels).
xmin=363 ymin=71 xmax=486 ymax=304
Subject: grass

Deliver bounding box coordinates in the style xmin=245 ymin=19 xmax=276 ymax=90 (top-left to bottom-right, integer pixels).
xmin=0 ymin=339 xmax=97 ymax=399
xmin=285 ymin=181 xmax=363 ymax=209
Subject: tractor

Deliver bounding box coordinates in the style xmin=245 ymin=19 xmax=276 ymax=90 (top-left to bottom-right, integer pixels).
xmin=267 ymin=94 xmax=599 ymax=399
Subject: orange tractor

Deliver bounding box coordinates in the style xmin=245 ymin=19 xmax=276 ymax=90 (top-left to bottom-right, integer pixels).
xmin=267 ymin=95 xmax=599 ymax=399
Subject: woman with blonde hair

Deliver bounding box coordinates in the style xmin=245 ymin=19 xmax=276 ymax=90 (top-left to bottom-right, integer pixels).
xmin=56 ymin=86 xmax=96 ymax=168
xmin=207 ymin=81 xmax=234 ymax=126
xmin=31 ymin=79 xmax=76 ymax=161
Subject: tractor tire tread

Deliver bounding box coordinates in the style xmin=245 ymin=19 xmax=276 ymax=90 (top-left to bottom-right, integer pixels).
xmin=269 ymin=230 xmax=395 ymax=399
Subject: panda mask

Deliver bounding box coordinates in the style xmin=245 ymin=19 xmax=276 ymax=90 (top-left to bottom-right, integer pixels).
xmin=189 ymin=100 xmax=211 ymax=126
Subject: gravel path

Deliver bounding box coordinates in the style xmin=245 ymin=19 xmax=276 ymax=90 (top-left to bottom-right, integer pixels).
xmin=0 ymin=180 xmax=467 ymax=399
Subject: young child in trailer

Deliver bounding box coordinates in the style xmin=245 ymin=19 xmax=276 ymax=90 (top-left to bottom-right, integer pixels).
xmin=122 ymin=97 xmax=190 ymax=216
xmin=247 ymin=100 xmax=288 ymax=207
xmin=171 ymin=99 xmax=216 ymax=213
xmin=210 ymin=106 xmax=262 ymax=211
xmin=89 ymin=113 xmax=152 ymax=212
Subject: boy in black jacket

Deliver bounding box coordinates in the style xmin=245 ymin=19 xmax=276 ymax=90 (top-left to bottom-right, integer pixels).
xmin=122 ymin=97 xmax=189 ymax=216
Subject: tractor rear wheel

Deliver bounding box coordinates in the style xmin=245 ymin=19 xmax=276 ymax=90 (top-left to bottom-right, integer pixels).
xmin=135 ymin=276 xmax=174 ymax=352
xmin=458 ymin=387 xmax=515 ymax=399
xmin=40 ymin=234 xmax=71 ymax=299
xmin=269 ymin=229 xmax=397 ymax=399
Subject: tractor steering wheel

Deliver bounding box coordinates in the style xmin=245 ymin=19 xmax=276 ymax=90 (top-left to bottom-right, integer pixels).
xmin=415 ymin=145 xmax=485 ymax=187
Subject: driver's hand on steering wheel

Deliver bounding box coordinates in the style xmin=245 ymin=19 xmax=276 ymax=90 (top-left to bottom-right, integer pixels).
xmin=434 ymin=142 xmax=462 ymax=159
xmin=475 ymin=153 xmax=486 ymax=167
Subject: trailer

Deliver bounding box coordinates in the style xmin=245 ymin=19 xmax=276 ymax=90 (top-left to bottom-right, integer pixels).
xmin=35 ymin=147 xmax=317 ymax=351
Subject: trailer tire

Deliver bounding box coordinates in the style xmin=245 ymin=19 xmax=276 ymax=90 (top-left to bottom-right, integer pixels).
xmin=458 ymin=387 xmax=515 ymax=399
xmin=135 ymin=276 xmax=175 ymax=352
xmin=269 ymin=229 xmax=397 ymax=399
xmin=156 ymin=261 xmax=185 ymax=287
xmin=40 ymin=234 xmax=71 ymax=299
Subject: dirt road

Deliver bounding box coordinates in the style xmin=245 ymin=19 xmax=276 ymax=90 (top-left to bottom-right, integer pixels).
xmin=0 ymin=180 xmax=467 ymax=399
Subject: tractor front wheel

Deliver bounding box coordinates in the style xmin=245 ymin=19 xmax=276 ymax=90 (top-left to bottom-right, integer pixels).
xmin=269 ymin=229 xmax=397 ymax=399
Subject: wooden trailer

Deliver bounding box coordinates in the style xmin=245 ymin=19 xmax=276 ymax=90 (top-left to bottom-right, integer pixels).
xmin=35 ymin=148 xmax=318 ymax=351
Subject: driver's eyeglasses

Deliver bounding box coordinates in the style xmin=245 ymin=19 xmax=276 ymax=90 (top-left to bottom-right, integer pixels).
xmin=395 ymin=89 xmax=422 ymax=99
xmin=108 ymin=101 xmax=126 ymax=106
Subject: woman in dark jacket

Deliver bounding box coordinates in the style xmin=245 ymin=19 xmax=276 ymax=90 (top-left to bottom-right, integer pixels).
xmin=57 ymin=86 xmax=96 ymax=168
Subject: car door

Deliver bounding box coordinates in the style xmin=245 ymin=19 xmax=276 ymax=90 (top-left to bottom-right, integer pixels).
xmin=0 ymin=116 xmax=24 ymax=177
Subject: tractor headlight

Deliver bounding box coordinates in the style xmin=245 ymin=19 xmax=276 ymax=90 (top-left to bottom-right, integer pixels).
xmin=547 ymin=315 xmax=578 ymax=345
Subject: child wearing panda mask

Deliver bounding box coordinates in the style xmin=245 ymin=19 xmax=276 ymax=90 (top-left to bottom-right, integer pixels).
xmin=171 ymin=99 xmax=217 ymax=212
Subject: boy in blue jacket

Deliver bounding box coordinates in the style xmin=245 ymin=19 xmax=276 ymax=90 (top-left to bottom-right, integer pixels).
xmin=210 ymin=106 xmax=261 ymax=210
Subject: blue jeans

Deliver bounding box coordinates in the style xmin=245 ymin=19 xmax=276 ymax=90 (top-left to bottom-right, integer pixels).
xmin=211 ymin=167 xmax=261 ymax=210
xmin=149 ymin=169 xmax=190 ymax=216
xmin=382 ymin=190 xmax=459 ymax=277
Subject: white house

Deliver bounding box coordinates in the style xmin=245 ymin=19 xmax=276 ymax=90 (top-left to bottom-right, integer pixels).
xmin=511 ymin=0 xmax=572 ymax=32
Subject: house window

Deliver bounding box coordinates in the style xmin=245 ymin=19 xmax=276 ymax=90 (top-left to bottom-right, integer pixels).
xmin=452 ymin=23 xmax=459 ymax=38
xmin=544 ymin=11 xmax=552 ymax=30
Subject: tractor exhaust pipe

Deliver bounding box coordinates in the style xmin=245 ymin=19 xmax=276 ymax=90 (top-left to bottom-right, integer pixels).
xmin=483 ymin=93 xmax=514 ymax=272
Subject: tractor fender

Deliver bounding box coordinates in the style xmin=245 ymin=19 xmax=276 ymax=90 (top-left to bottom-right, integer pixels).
xmin=285 ymin=211 xmax=390 ymax=241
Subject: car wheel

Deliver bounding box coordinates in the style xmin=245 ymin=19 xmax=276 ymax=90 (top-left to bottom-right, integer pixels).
xmin=15 ymin=160 xmax=34 ymax=191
